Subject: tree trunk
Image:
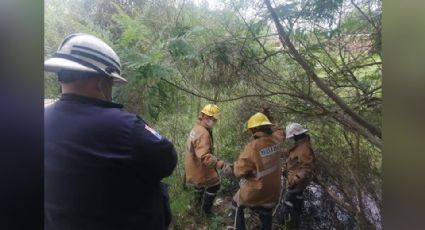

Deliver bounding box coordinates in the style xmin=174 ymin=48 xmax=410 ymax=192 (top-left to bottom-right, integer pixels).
xmin=263 ymin=0 xmax=382 ymax=140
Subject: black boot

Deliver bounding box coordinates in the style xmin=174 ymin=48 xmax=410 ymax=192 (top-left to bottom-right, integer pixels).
xmin=231 ymin=201 xmax=246 ymax=230
xmin=258 ymin=208 xmax=273 ymax=230
xmin=287 ymin=194 xmax=303 ymax=229
xmin=280 ymin=191 xmax=303 ymax=230
xmin=201 ymin=185 xmax=220 ymax=215
xmin=202 ymin=191 xmax=216 ymax=215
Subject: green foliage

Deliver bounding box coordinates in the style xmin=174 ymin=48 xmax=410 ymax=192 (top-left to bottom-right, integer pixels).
xmin=163 ymin=174 xmax=193 ymax=228
xmin=45 ymin=0 xmax=382 ymax=228
xmin=208 ymin=215 xmax=225 ymax=230
xmin=275 ymin=0 xmax=343 ymax=24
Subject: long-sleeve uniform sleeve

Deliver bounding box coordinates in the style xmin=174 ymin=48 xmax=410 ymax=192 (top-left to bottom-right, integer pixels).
xmin=234 ymin=144 xmax=255 ymax=178
xmin=192 ymin=131 xmax=224 ymax=169
xmin=130 ymin=119 xmax=178 ymax=182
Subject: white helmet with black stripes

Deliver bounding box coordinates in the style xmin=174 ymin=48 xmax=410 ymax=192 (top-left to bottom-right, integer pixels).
xmin=285 ymin=122 xmax=308 ymax=139
xmin=44 ymin=33 xmax=126 ymax=82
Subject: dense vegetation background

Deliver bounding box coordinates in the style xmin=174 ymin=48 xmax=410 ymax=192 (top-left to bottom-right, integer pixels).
xmin=44 ymin=0 xmax=382 ymax=229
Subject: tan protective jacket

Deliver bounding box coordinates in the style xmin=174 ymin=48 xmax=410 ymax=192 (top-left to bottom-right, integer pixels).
xmin=184 ymin=121 xmax=223 ymax=187
xmin=233 ymin=130 xmax=284 ymax=207
xmin=285 ymin=137 xmax=315 ymax=191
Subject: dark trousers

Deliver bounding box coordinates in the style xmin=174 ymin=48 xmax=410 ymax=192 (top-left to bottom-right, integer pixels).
xmin=231 ymin=200 xmax=274 ymax=230
xmin=277 ymin=190 xmax=304 ymax=229
xmin=194 ymin=184 xmax=220 ymax=214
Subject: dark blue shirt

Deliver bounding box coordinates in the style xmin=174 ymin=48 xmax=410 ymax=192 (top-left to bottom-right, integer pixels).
xmin=44 ymin=94 xmax=177 ymax=230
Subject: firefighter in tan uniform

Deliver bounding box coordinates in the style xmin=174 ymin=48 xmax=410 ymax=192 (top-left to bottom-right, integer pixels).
xmin=277 ymin=123 xmax=315 ymax=229
xmin=184 ymin=104 xmax=232 ymax=215
xmin=231 ymin=112 xmax=284 ymax=230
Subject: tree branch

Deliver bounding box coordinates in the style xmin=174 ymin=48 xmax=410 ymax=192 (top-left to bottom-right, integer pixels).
xmin=160 ymin=77 xmax=299 ymax=103
xmin=264 ymin=0 xmax=381 ymax=139
xmin=350 ymin=0 xmax=379 ymax=32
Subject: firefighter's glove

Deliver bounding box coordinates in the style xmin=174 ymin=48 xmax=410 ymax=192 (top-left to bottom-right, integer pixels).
xmin=222 ymin=163 xmax=234 ymax=176
xmin=216 ymin=159 xmax=225 ymax=169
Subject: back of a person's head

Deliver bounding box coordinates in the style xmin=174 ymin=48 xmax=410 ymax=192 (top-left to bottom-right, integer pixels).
xmin=57 ymin=70 xmax=99 ymax=83
xmin=252 ymin=125 xmax=273 ymax=136
xmin=294 ymin=133 xmax=309 ymax=142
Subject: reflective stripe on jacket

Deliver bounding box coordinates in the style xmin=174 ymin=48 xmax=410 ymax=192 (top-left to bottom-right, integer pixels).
xmin=233 ymin=129 xmax=284 ymax=206
xmin=184 ymin=121 xmax=220 ymax=187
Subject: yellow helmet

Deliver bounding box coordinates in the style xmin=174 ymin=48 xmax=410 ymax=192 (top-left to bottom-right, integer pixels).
xmin=201 ymin=104 xmax=220 ymax=119
xmin=247 ymin=112 xmax=272 ymax=129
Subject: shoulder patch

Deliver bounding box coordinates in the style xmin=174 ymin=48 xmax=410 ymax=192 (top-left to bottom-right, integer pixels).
xmin=259 ymin=143 xmax=283 ymax=158
xmin=189 ymin=129 xmax=196 ymax=139
xmin=145 ymin=124 xmax=162 ymax=140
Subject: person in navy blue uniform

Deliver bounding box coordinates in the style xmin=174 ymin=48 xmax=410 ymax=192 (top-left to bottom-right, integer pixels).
xmin=44 ymin=33 xmax=177 ymax=230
